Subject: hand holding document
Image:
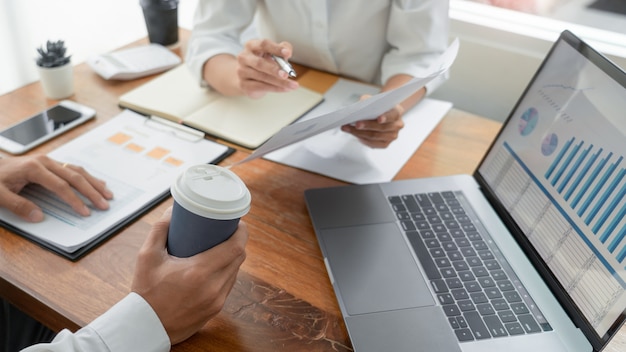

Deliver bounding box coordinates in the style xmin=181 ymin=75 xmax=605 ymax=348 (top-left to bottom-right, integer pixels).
xmin=233 ymin=38 xmax=459 ymax=166
xmin=264 ymin=94 xmax=452 ymax=184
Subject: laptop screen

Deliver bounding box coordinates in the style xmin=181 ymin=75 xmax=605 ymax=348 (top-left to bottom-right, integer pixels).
xmin=475 ymin=30 xmax=626 ymax=347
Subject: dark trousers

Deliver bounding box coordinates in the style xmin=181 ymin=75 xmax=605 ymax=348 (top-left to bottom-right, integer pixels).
xmin=0 ymin=299 xmax=56 ymax=352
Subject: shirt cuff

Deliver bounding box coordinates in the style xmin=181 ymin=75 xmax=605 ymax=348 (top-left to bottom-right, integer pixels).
xmin=185 ymin=37 xmax=242 ymax=87
xmin=89 ymin=292 xmax=170 ymax=352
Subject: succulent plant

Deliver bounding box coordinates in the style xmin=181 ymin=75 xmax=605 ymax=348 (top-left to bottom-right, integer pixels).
xmin=36 ymin=40 xmax=71 ymax=68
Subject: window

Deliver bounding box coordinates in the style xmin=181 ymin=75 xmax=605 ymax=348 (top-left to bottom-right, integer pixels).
xmin=463 ymin=0 xmax=626 ymax=34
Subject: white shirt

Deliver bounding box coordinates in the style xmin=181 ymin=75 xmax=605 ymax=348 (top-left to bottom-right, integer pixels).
xmin=186 ymin=0 xmax=449 ymax=92
xmin=21 ymin=293 xmax=170 ymax=352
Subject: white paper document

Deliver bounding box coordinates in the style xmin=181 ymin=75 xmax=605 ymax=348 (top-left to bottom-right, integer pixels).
xmin=264 ymin=92 xmax=452 ymax=184
xmin=0 ymin=110 xmax=231 ymax=259
xmin=234 ymin=38 xmax=459 ymax=166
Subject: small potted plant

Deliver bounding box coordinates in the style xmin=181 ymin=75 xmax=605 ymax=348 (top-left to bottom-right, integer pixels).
xmin=36 ymin=40 xmax=74 ymax=99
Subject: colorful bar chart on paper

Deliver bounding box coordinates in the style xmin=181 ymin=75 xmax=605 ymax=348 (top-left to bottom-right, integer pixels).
xmin=545 ymin=136 xmax=626 ymax=262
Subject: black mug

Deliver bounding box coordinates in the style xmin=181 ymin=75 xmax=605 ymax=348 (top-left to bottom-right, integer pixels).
xmin=140 ymin=0 xmax=179 ymax=46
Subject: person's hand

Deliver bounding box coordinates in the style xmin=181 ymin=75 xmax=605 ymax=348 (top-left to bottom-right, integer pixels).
xmin=235 ymin=39 xmax=299 ymax=98
xmin=131 ymin=207 xmax=249 ymax=345
xmin=0 ymin=155 xmax=113 ymax=222
xmin=340 ymin=95 xmax=406 ymax=149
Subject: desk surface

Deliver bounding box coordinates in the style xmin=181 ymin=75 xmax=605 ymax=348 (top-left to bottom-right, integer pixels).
xmin=1 ymin=30 xmax=624 ymax=352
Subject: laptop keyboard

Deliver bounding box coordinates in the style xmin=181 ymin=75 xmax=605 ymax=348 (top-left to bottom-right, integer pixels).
xmin=388 ymin=191 xmax=553 ymax=342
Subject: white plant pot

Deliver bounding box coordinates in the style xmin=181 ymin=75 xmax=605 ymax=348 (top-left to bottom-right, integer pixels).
xmin=38 ymin=63 xmax=74 ymax=100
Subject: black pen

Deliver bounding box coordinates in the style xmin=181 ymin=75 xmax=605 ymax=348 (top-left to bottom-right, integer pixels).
xmin=272 ymin=55 xmax=297 ymax=78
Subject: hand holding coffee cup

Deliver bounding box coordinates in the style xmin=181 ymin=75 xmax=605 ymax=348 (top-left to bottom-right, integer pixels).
xmin=167 ymin=164 xmax=251 ymax=258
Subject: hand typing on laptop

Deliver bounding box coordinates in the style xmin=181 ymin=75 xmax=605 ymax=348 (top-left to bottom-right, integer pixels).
xmin=0 ymin=154 xmax=112 ymax=222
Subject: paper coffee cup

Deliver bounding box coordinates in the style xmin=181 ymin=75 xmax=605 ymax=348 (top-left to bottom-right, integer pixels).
xmin=167 ymin=164 xmax=251 ymax=258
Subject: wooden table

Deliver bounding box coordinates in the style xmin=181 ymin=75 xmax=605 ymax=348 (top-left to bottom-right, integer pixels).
xmin=1 ymin=29 xmax=624 ymax=351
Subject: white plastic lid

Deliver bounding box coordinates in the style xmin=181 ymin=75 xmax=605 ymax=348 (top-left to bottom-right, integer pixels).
xmin=171 ymin=164 xmax=251 ymax=220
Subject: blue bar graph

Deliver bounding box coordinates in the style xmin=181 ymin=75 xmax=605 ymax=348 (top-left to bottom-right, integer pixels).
xmin=589 ymin=168 xmax=625 ymax=230
xmin=545 ymin=137 xmax=574 ymax=179
xmin=552 ymin=140 xmax=583 ymax=187
xmin=604 ymin=199 xmax=626 ymax=249
xmin=571 ymin=153 xmax=610 ymax=209
xmin=585 ymin=164 xmax=626 ymax=227
xmin=577 ymin=157 xmax=620 ymax=217
xmin=616 ymin=224 xmax=626 ymax=263
xmin=545 ymin=137 xmax=626 ymax=262
xmin=564 ymin=148 xmax=601 ymax=201
xmin=558 ymin=143 xmax=591 ymax=194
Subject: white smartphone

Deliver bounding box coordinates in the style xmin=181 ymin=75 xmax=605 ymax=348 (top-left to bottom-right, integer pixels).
xmin=0 ymin=100 xmax=96 ymax=155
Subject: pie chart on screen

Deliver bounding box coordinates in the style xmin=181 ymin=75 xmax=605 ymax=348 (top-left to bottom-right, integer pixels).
xmin=519 ymin=107 xmax=538 ymax=136
xmin=541 ymin=132 xmax=558 ymax=156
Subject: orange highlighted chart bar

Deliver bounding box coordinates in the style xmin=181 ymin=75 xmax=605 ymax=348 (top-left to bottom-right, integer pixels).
xmin=124 ymin=143 xmax=145 ymax=153
xmin=107 ymin=132 xmax=132 ymax=145
xmin=147 ymin=147 xmax=170 ymax=160
xmin=164 ymin=156 xmax=184 ymax=167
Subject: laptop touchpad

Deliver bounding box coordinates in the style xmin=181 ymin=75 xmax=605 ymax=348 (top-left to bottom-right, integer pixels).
xmin=346 ymin=306 xmax=461 ymax=352
xmin=320 ymin=223 xmax=435 ymax=316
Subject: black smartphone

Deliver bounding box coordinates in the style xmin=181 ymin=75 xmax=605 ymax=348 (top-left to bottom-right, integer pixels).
xmin=0 ymin=100 xmax=96 ymax=154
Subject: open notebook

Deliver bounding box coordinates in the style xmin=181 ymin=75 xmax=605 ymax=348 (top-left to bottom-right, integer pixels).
xmin=0 ymin=110 xmax=233 ymax=260
xmin=119 ymin=65 xmax=324 ymax=149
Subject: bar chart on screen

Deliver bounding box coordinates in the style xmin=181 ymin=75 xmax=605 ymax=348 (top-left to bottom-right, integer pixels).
xmin=480 ymin=139 xmax=625 ymax=330
xmin=545 ymin=136 xmax=626 ymax=263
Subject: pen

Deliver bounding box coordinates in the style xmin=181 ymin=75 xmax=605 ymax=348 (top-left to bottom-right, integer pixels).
xmin=272 ymin=55 xmax=297 ymax=78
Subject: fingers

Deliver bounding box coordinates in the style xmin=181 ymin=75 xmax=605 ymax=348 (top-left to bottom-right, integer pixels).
xmin=63 ymin=162 xmax=113 ymax=201
xmin=0 ymin=187 xmax=44 ymax=222
xmin=245 ymin=39 xmax=293 ymax=60
xmin=140 ymin=206 xmax=173 ymax=255
xmin=191 ymin=222 xmax=248 ymax=316
xmin=193 ymin=221 xmax=249 ymax=272
xmin=237 ymin=39 xmax=299 ymax=98
xmin=131 ymin=219 xmax=249 ymax=345
xmin=28 ymin=158 xmax=112 ymax=216
xmin=341 ymin=104 xmax=406 ymax=148
xmin=0 ymin=155 xmax=114 ymax=221
xmin=56 ymin=161 xmax=113 ymax=209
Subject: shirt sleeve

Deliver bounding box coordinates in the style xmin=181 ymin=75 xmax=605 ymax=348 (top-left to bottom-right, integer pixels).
xmin=382 ymin=0 xmax=450 ymax=95
xmin=21 ymin=293 xmax=170 ymax=352
xmin=185 ymin=0 xmax=258 ymax=86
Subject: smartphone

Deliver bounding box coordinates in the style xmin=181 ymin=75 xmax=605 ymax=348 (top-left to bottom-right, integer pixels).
xmin=0 ymin=100 xmax=96 ymax=154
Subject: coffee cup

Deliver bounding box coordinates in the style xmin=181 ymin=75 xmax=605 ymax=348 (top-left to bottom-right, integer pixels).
xmin=167 ymin=164 xmax=251 ymax=258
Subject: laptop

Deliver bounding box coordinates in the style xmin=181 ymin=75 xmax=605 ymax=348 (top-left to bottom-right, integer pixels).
xmin=304 ymin=30 xmax=626 ymax=352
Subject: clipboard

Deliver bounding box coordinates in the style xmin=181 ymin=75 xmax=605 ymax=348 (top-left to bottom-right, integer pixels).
xmin=0 ymin=110 xmax=234 ymax=260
